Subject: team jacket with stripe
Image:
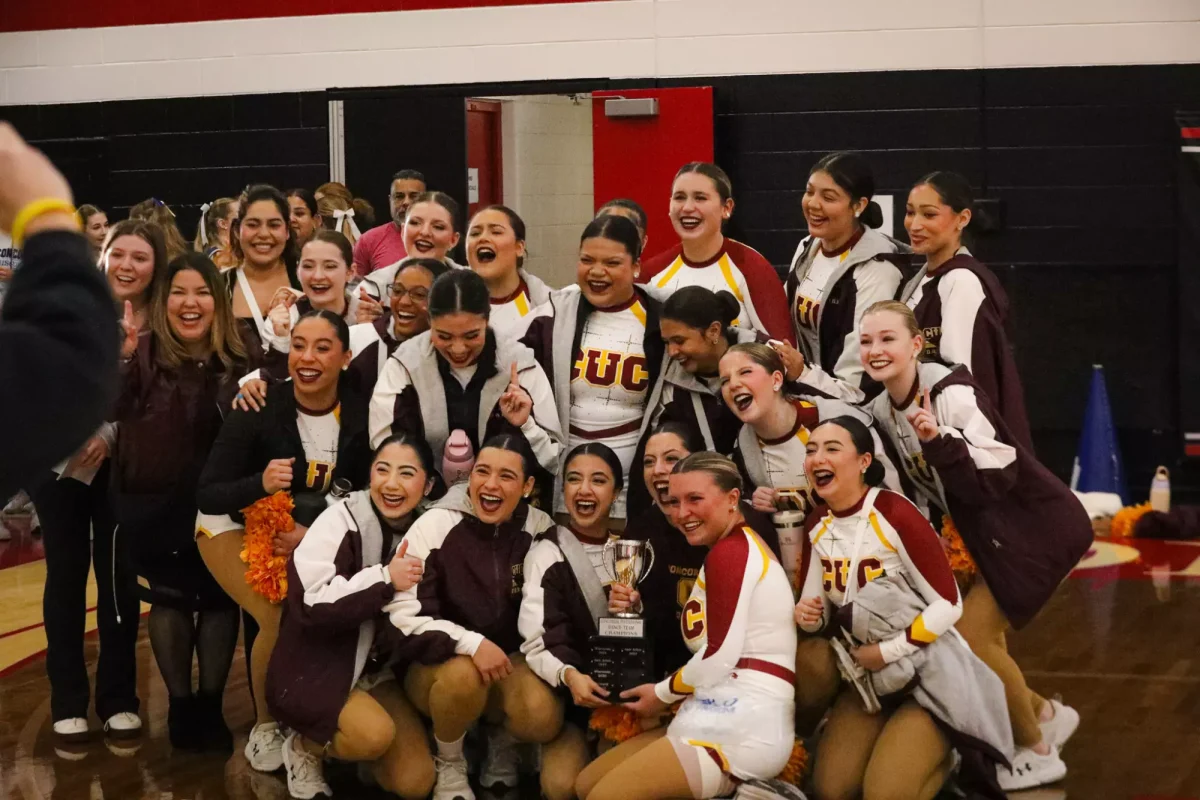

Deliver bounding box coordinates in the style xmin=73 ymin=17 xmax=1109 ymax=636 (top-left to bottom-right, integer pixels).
xmin=488 ymin=271 xmax=553 ymax=341
xmin=656 ymin=525 xmax=796 ymax=704
xmin=627 ymin=504 xmax=782 ymax=678
xmin=899 ymin=250 xmax=1032 ymax=450
xmin=518 ymin=526 xmax=614 ymax=687
xmin=798 ymin=488 xmax=961 ymax=664
xmin=346 ymin=314 xmax=405 ymax=398
xmin=368 ymin=328 xmax=563 ymax=475
xmin=385 ymin=486 xmax=556 ymax=663
xmin=871 ymin=362 xmax=1092 ymax=630
xmin=641 ymin=239 xmax=793 ymax=345
xmin=197 ymin=379 xmax=372 ymax=523
xmin=786 ymin=228 xmax=909 ymax=396
xmin=266 ymin=491 xmax=405 ymax=744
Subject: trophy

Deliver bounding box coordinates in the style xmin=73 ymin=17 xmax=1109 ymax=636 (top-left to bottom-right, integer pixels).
xmin=589 ymin=539 xmax=656 ymax=697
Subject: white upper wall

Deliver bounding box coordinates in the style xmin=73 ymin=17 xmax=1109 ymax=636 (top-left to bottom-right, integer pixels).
xmin=1 ymin=0 xmax=1198 ymax=106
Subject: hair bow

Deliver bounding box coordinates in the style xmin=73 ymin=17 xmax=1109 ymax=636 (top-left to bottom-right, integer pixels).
xmin=198 ymin=202 xmax=213 ymax=247
xmin=332 ymin=208 xmax=361 ymax=242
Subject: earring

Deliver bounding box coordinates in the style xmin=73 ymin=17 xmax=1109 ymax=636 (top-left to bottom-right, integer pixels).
xmin=861 ymin=466 xmax=867 ymax=474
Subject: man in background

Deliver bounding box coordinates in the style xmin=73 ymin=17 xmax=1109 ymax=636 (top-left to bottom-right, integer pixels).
xmin=352 ymin=169 xmax=426 ymax=277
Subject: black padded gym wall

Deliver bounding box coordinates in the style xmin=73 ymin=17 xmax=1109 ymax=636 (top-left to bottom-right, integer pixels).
xmin=0 ymin=92 xmax=330 ymax=237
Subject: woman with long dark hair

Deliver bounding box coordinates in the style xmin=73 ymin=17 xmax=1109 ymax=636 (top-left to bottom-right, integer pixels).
xmin=370 ymin=269 xmax=562 ymax=490
xmin=197 ymin=310 xmax=372 ymax=774
xmin=898 ymin=171 xmax=1032 ymax=449
xmin=465 ymin=204 xmax=552 ymax=339
xmin=111 ymin=252 xmax=249 ymax=750
xmin=519 ymin=215 xmax=664 ymax=518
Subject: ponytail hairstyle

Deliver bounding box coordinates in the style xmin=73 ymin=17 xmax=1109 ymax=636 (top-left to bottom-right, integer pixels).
xmin=647 ymin=420 xmax=705 ymax=456
xmin=723 ymin=341 xmax=785 ymax=378
xmin=810 ymin=151 xmax=884 ymax=230
xmin=151 ymin=252 xmax=248 ymax=372
xmin=317 ymin=182 xmax=375 ymax=242
xmin=862 ymin=299 xmax=921 ymax=338
xmin=671 ymin=451 xmax=743 ymax=496
xmin=674 ymin=162 xmax=733 ymax=205
xmin=813 ymin=416 xmax=886 ymax=488
xmin=427 ymin=269 xmax=497 ymax=378
xmin=129 ymin=197 xmax=190 ymax=260
xmin=596 ymin=198 xmax=648 ymax=238
xmin=479 ymin=432 xmax=538 ymax=483
xmin=579 ymin=213 xmax=642 ymax=262
xmin=232 ymin=184 xmax=300 ymax=275
xmin=913 ymin=170 xmax=988 ymax=244
xmin=396 ymin=256 xmax=451 ymax=284
xmin=77 ymin=204 xmax=104 ymax=229
xmin=193 ymin=197 xmax=237 ymax=256
xmin=428 ymin=268 xmax=491 ymax=321
xmin=288 ymin=188 xmax=318 ymax=217
xmin=662 ymin=286 xmax=740 ymax=333
xmin=564 ymin=442 xmax=625 ymax=493
xmin=411 ymin=192 xmax=463 ymax=234
xmin=295 ymin=308 xmax=351 ymax=352
xmin=305 ymin=229 xmax=355 ymax=272
xmin=373 ymin=431 xmax=437 ymax=481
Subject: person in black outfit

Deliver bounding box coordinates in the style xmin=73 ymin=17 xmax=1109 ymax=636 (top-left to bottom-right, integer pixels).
xmin=0 ymin=123 xmax=121 ymax=498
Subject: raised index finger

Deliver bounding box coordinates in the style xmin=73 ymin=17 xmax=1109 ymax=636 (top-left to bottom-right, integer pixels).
xmin=510 ymin=362 xmax=520 ymax=386
xmin=922 ymin=387 xmax=932 ymax=412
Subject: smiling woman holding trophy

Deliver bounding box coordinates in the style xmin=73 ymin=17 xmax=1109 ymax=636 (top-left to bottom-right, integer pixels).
xmin=575 ymin=452 xmax=798 ymax=800
xmin=519 ymin=442 xmax=643 ymax=800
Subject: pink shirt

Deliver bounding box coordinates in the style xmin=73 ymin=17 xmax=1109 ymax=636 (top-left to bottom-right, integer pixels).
xmin=353 ymin=223 xmax=407 ymax=277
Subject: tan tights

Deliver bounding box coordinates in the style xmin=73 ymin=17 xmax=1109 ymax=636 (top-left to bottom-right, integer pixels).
xmin=404 ymin=654 xmax=564 ymax=745
xmin=197 ymin=530 xmax=280 ymax=726
xmin=813 ymin=691 xmax=952 ymax=800
xmin=576 ymin=728 xmax=698 ymax=800
xmin=955 ymin=580 xmax=1047 ymax=748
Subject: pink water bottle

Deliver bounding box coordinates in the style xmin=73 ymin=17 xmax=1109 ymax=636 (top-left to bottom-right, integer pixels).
xmin=442 ymin=429 xmax=475 ymax=486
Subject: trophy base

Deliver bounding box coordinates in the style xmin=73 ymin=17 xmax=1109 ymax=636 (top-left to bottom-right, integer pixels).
xmin=589 ymin=628 xmax=654 ymax=699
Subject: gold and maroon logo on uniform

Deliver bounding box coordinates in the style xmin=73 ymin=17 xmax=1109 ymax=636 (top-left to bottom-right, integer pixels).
xmin=903 ymin=451 xmax=937 ymax=487
xmin=795 ymin=294 xmax=820 ymax=332
xmin=306 ymin=461 xmax=333 ymax=492
xmin=572 ymin=348 xmax=649 ymax=392
xmin=820 ymin=556 xmax=884 ymax=594
xmin=682 ymin=598 xmax=705 ymax=640
xmin=921 ymin=326 xmax=941 ymax=358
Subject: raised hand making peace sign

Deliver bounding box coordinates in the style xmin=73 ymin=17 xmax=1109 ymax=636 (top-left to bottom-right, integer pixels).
xmin=119 ymin=300 xmax=139 ymax=360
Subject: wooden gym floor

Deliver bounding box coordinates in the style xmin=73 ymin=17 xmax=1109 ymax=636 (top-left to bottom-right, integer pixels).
xmin=0 ymin=511 xmax=1196 ymax=800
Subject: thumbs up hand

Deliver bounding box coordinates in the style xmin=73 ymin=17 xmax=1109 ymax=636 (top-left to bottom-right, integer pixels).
xmin=498 ymin=363 xmax=532 ymax=428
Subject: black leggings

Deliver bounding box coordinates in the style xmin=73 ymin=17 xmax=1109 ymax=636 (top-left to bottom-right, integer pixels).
xmin=31 ymin=466 xmax=140 ymax=722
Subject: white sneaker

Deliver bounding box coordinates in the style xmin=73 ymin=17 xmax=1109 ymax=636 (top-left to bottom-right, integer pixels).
xmin=433 ymin=755 xmax=475 ymax=800
xmin=1040 ymin=697 xmax=1080 ymax=749
xmin=998 ymin=745 xmax=1067 ymax=791
xmin=103 ymin=712 xmax=142 ymax=739
xmin=479 ymin=726 xmax=519 ymax=789
xmin=246 ymin=722 xmax=286 ymax=772
xmin=281 ymin=733 xmax=331 ymax=799
xmin=53 ymin=717 xmax=90 ymax=743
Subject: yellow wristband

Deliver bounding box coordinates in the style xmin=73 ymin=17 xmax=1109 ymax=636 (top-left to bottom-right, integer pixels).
xmin=12 ymin=198 xmax=77 ymax=248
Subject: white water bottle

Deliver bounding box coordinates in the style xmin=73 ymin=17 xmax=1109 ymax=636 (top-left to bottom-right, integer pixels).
xmin=1149 ymin=466 xmax=1171 ymax=512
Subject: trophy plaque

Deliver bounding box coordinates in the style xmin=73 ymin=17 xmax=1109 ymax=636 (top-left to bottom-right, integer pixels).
xmin=589 ymin=539 xmax=656 ymax=698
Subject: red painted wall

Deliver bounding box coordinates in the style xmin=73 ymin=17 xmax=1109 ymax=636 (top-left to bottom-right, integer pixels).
xmin=591 ymin=87 xmax=714 ymax=263
xmin=0 ymin=0 xmax=605 ymax=34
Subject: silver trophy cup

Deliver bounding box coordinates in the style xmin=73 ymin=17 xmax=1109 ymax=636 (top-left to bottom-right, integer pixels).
xmin=602 ymin=539 xmax=656 ymax=619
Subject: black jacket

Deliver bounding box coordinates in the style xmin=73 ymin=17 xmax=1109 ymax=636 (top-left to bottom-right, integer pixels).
xmin=197 ymin=378 xmax=371 ymax=522
xmin=0 ymin=231 xmax=119 ymax=498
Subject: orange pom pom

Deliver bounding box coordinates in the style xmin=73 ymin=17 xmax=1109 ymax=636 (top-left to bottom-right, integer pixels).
xmin=941 ymin=516 xmax=978 ymax=590
xmin=777 ymin=739 xmax=809 ymax=785
xmin=588 ymin=705 xmax=642 ymax=744
xmin=1110 ymin=502 xmax=1152 ymax=538
xmin=240 ymin=491 xmax=295 ymax=603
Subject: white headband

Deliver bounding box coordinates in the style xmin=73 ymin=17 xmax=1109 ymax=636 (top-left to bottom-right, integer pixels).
xmin=198 ymin=202 xmax=212 ymax=247
xmin=332 ymin=208 xmax=361 ymax=241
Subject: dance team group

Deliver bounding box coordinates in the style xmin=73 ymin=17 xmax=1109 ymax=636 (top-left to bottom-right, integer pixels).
xmin=14 ymin=151 xmax=1094 ymax=800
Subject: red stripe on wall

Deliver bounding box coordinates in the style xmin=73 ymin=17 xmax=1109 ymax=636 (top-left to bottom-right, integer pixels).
xmin=0 ymin=0 xmax=605 ymax=34
xmin=1182 ymin=127 xmax=1200 ymax=139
